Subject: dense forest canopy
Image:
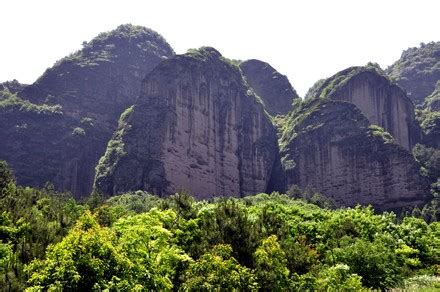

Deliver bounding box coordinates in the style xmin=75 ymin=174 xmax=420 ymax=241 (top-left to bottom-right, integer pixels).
xmin=0 ymin=161 xmax=439 ymax=291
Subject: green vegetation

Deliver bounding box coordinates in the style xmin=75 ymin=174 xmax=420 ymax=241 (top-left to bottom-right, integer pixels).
xmin=306 ymin=64 xmax=392 ymax=100
xmin=368 ymin=125 xmax=395 ymax=144
xmin=52 ymin=23 xmax=174 ymax=69
xmin=387 ymin=41 xmax=440 ymax=105
xmin=426 ymin=81 xmax=440 ymax=111
xmin=0 ymin=162 xmax=438 ymax=290
xmin=0 ymin=92 xmax=62 ymax=115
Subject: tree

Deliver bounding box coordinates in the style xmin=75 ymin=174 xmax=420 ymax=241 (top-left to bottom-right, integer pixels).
xmin=25 ymin=211 xmax=130 ymax=290
xmin=0 ymin=160 xmax=14 ymax=196
xmin=254 ymin=235 xmax=290 ymax=290
xmin=112 ymin=208 xmax=190 ymax=290
xmin=182 ymin=244 xmax=258 ymax=291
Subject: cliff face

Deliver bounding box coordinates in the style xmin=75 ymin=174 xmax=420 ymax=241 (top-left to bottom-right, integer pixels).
xmin=240 ymin=59 xmax=299 ymax=116
xmin=0 ymin=25 xmax=174 ymax=197
xmin=95 ymin=47 xmax=280 ymax=198
xmin=426 ymin=81 xmax=440 ymax=112
xmin=387 ymin=41 xmax=440 ymax=106
xmin=280 ymin=100 xmax=429 ymax=210
xmin=310 ymin=66 xmax=419 ymax=150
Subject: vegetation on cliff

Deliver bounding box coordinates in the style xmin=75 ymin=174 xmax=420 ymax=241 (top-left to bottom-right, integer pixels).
xmin=387 ymin=41 xmax=440 ymax=106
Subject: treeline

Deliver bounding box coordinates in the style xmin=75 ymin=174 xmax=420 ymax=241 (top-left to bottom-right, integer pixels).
xmin=0 ymin=161 xmax=439 ymax=291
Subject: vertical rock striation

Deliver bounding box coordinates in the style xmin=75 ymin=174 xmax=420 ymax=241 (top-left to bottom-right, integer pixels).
xmin=95 ymin=47 xmax=280 ymax=198
xmin=309 ymin=66 xmax=420 ymax=150
xmin=0 ymin=24 xmax=174 ymax=197
xmin=279 ymin=99 xmax=429 ymax=210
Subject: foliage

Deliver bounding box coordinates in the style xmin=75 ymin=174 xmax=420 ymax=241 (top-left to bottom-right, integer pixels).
xmin=254 ymin=235 xmax=290 ymax=290
xmin=182 ymin=244 xmax=258 ymax=291
xmin=0 ymin=93 xmax=62 ymax=115
xmin=368 ymin=124 xmax=395 ymax=144
xmin=0 ymin=161 xmax=439 ymax=290
xmin=387 ymin=41 xmax=440 ymax=105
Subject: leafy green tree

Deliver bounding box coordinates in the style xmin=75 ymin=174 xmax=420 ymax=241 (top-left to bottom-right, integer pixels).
xmin=315 ymin=264 xmax=365 ymax=291
xmin=25 ymin=211 xmax=130 ymax=290
xmin=331 ymin=236 xmax=404 ymax=289
xmin=254 ymin=235 xmax=290 ymax=290
xmin=182 ymin=244 xmax=258 ymax=291
xmin=112 ymin=208 xmax=190 ymax=290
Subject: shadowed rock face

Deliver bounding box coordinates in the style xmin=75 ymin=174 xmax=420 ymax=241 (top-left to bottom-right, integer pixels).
xmin=280 ymin=100 xmax=429 ymax=211
xmin=95 ymin=47 xmax=280 ymax=198
xmin=0 ymin=24 xmax=174 ymax=197
xmin=240 ymin=59 xmax=299 ymax=116
xmin=310 ymin=67 xmax=420 ymax=150
xmin=426 ymin=81 xmax=440 ymax=112
xmin=387 ymin=41 xmax=440 ymax=106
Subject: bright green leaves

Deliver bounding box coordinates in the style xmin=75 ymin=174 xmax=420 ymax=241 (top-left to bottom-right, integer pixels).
xmin=113 ymin=209 xmax=190 ymax=290
xmin=182 ymin=244 xmax=258 ymax=291
xmin=25 ymin=211 xmax=128 ymax=291
xmin=26 ymin=209 xmax=190 ymax=291
xmin=254 ymin=235 xmax=290 ymax=290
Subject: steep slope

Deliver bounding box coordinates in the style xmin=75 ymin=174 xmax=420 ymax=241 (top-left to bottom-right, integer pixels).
xmin=0 ymin=24 xmax=174 ymax=197
xmin=0 ymin=80 xmax=27 ymax=94
xmin=308 ymin=66 xmax=419 ymax=150
xmin=279 ymin=99 xmax=429 ymax=210
xmin=239 ymin=59 xmax=299 ymax=116
xmin=388 ymin=41 xmax=440 ymax=106
xmin=95 ymin=47 xmax=280 ymax=198
xmin=21 ymin=24 xmax=174 ymax=132
xmin=425 ymin=81 xmax=440 ymax=112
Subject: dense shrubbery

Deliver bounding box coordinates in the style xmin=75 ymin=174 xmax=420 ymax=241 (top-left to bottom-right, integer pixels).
xmin=0 ymin=162 xmax=439 ymax=291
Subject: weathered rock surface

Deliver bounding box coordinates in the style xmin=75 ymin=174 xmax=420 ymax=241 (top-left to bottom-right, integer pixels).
xmin=279 ymin=99 xmax=429 ymax=210
xmin=95 ymin=47 xmax=280 ymax=198
xmin=0 ymin=24 xmax=174 ymax=197
xmin=240 ymin=59 xmax=299 ymax=116
xmin=309 ymin=66 xmax=420 ymax=150
xmin=387 ymin=41 xmax=440 ymax=106
xmin=426 ymin=81 xmax=440 ymax=112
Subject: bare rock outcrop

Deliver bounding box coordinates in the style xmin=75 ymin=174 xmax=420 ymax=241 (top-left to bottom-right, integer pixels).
xmin=279 ymin=99 xmax=429 ymax=210
xmin=240 ymin=59 xmax=299 ymax=116
xmin=309 ymin=66 xmax=420 ymax=150
xmin=95 ymin=47 xmax=280 ymax=198
xmin=0 ymin=24 xmax=174 ymax=197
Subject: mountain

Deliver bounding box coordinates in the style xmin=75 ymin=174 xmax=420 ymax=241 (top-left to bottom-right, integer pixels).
xmin=0 ymin=24 xmax=174 ymax=197
xmin=307 ymin=65 xmax=420 ymax=150
xmin=278 ymin=65 xmax=430 ymax=210
xmin=387 ymin=41 xmax=440 ymax=106
xmin=239 ymin=59 xmax=299 ymax=116
xmin=426 ymin=81 xmax=440 ymax=112
xmin=94 ymin=47 xmax=281 ymax=198
xmin=279 ymin=99 xmax=429 ymax=210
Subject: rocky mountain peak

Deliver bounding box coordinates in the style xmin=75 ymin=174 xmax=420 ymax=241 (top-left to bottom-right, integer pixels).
xmin=94 ymin=47 xmax=280 ymax=198
xmin=0 ymin=25 xmax=175 ymax=197
xmin=387 ymin=41 xmax=440 ymax=105
xmin=240 ymin=59 xmax=299 ymax=116
xmin=307 ymin=65 xmax=420 ymax=150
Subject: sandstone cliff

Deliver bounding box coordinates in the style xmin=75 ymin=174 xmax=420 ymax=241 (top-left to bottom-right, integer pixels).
xmin=240 ymin=59 xmax=299 ymax=116
xmin=387 ymin=41 xmax=440 ymax=106
xmin=95 ymin=47 xmax=280 ymax=198
xmin=309 ymin=66 xmax=419 ymax=150
xmin=0 ymin=24 xmax=174 ymax=197
xmin=279 ymin=99 xmax=429 ymax=210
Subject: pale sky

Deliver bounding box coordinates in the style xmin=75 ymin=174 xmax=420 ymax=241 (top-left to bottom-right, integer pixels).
xmin=1 ymin=0 xmax=439 ymax=96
